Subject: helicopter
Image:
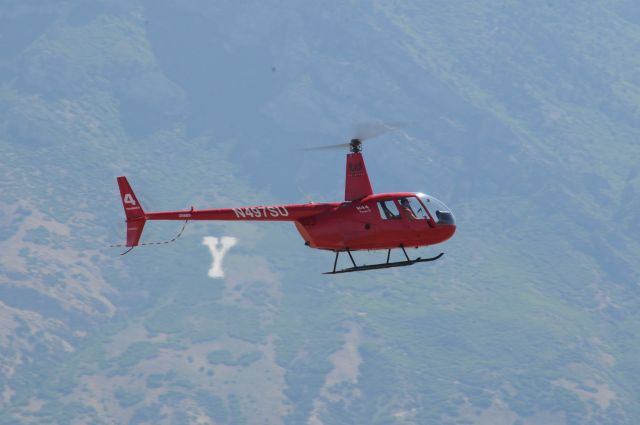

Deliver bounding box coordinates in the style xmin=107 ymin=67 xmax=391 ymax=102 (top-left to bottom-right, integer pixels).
xmin=116 ymin=130 xmax=456 ymax=274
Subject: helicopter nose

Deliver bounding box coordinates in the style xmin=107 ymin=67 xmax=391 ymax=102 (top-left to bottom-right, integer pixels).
xmin=435 ymin=210 xmax=455 ymax=225
xmin=441 ymin=222 xmax=456 ymax=242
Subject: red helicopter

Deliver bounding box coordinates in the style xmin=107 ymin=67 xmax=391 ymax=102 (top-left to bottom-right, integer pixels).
xmin=116 ymin=133 xmax=456 ymax=274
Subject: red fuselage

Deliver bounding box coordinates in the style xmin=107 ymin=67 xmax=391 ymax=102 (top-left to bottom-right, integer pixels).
xmin=294 ymin=193 xmax=455 ymax=250
xmin=143 ymin=192 xmax=455 ymax=251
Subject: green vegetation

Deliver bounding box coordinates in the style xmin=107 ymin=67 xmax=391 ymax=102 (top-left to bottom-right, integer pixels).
xmin=114 ymin=387 xmax=144 ymax=408
xmin=113 ymin=342 xmax=159 ymax=368
xmin=144 ymin=303 xmax=266 ymax=344
xmin=145 ymin=373 xmax=165 ymax=389
xmin=207 ymin=349 xmax=234 ymax=365
xmin=207 ymin=349 xmax=262 ymax=367
xmin=1 ymin=1 xmax=639 ymax=424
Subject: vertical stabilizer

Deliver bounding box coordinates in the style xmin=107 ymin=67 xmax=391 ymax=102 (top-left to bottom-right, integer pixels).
xmin=117 ymin=176 xmax=146 ymax=247
xmin=125 ymin=220 xmax=146 ymax=247
xmin=345 ymin=152 xmax=373 ymax=201
xmin=117 ymin=176 xmax=145 ymax=220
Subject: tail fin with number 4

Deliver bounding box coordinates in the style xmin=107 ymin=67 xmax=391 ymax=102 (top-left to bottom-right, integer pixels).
xmin=117 ymin=176 xmax=146 ymax=247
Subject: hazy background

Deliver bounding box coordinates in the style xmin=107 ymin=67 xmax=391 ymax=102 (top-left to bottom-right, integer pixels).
xmin=1 ymin=1 xmax=639 ymax=424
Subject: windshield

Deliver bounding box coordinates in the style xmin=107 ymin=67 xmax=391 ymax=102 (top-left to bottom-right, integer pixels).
xmin=417 ymin=193 xmax=455 ymax=225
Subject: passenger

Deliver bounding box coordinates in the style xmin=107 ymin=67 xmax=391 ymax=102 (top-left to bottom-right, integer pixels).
xmin=399 ymin=198 xmax=418 ymax=220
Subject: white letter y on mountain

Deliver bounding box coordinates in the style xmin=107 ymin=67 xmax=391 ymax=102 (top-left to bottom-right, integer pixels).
xmin=202 ymin=236 xmax=237 ymax=278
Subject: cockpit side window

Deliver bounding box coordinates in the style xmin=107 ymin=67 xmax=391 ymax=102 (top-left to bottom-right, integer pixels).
xmin=399 ymin=197 xmax=428 ymax=220
xmin=377 ymin=201 xmax=401 ymax=220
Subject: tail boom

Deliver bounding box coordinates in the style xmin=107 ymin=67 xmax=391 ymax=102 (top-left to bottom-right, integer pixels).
xmin=146 ymin=203 xmax=337 ymax=222
xmin=117 ymin=176 xmax=337 ymax=248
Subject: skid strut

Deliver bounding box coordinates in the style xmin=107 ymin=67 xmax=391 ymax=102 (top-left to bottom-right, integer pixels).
xmin=325 ymin=246 xmax=444 ymax=274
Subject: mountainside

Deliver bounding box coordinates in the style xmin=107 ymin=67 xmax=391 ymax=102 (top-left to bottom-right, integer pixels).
xmin=1 ymin=1 xmax=639 ymax=424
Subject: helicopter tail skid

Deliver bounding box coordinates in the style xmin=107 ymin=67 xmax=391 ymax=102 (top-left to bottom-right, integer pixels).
xmin=324 ymin=246 xmax=444 ymax=274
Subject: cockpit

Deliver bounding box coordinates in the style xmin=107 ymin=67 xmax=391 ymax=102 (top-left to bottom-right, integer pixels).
xmin=375 ymin=193 xmax=455 ymax=225
xmin=416 ymin=193 xmax=455 ymax=225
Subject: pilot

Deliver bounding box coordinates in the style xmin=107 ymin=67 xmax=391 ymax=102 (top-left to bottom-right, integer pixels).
xmin=399 ymin=198 xmax=418 ymax=220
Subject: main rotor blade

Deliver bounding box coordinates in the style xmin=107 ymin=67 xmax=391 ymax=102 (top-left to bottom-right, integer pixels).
xmin=352 ymin=121 xmax=408 ymax=142
xmin=302 ymin=121 xmax=409 ymax=151
xmin=302 ymin=142 xmax=351 ymax=151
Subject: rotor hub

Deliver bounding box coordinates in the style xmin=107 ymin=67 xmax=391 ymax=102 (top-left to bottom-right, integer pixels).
xmin=349 ymin=139 xmax=362 ymax=153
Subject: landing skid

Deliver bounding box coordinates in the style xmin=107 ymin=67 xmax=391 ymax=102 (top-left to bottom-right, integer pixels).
xmin=324 ymin=246 xmax=444 ymax=274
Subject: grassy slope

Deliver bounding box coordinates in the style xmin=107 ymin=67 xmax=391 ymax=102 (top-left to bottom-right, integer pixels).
xmin=0 ymin=1 xmax=639 ymax=424
xmin=365 ymin=1 xmax=640 ymax=423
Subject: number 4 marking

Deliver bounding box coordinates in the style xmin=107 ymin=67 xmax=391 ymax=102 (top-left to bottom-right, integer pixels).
xmin=123 ymin=193 xmax=136 ymax=206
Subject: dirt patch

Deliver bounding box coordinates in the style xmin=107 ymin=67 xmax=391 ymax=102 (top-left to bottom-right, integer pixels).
xmin=308 ymin=322 xmax=362 ymax=425
xmin=553 ymin=378 xmax=617 ymax=410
